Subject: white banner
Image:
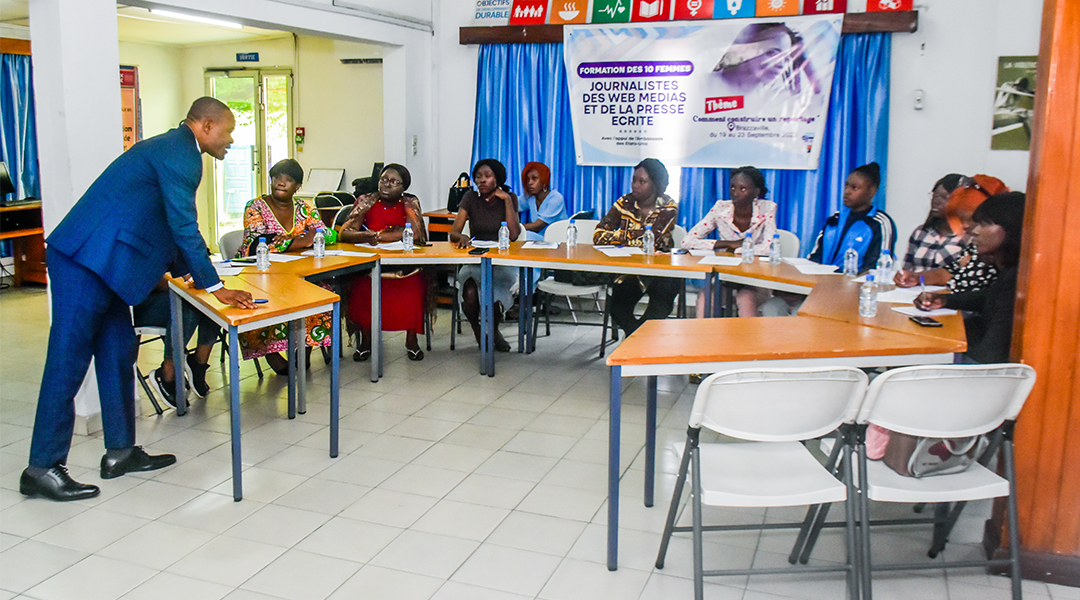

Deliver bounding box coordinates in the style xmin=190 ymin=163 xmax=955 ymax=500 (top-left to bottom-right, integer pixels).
xmin=564 ymin=15 xmax=843 ymax=169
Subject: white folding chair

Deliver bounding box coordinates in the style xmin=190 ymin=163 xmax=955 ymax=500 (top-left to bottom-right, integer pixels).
xmin=850 ymin=364 xmax=1036 ymax=600
xmin=656 ymin=367 xmax=869 ymax=600
xmin=216 ymin=229 xmax=266 ymax=377
xmin=133 ymin=325 xmax=169 ymax=415
xmin=777 ymin=229 xmax=801 ymax=258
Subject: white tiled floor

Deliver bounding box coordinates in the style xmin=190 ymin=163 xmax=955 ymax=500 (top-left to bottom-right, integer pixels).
xmin=1 ymin=285 xmax=1076 ymax=599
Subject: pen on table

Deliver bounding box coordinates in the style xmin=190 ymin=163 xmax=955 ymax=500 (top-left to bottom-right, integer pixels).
xmin=920 ymin=275 xmax=925 ymax=295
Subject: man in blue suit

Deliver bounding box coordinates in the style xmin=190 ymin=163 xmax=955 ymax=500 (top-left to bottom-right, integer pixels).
xmin=21 ymin=97 xmax=256 ymax=501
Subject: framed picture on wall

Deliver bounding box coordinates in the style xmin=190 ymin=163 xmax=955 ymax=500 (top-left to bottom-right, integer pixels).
xmin=991 ymin=56 xmax=1036 ymax=151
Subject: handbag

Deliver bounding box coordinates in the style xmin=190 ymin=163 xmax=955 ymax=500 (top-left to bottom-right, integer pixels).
xmin=881 ymin=432 xmax=989 ymax=478
xmin=447 ymin=172 xmax=472 ymax=212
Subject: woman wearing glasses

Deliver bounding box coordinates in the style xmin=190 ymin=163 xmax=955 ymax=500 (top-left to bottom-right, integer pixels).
xmin=895 ymin=174 xmax=1010 ymax=293
xmin=339 ymin=164 xmax=431 ymax=361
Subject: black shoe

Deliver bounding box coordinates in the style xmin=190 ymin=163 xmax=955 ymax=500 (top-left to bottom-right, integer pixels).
xmin=20 ymin=464 xmax=100 ymax=501
xmin=493 ymin=332 xmax=511 ymax=353
xmin=100 ymin=446 xmax=176 ymax=479
xmin=185 ymin=354 xmax=210 ymax=398
xmin=149 ymin=368 xmax=177 ymax=410
xmin=353 ymin=348 xmax=371 ymax=362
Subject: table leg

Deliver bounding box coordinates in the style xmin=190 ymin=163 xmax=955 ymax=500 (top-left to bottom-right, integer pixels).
xmin=228 ymin=326 xmax=243 ymax=501
xmin=518 ymin=267 xmax=525 ymax=354
xmin=645 ymin=375 xmax=657 ymax=508
xmin=297 ymin=319 xmax=307 ymax=415
xmin=714 ymin=277 xmax=724 ymax=318
xmin=169 ymin=290 xmax=187 ymax=415
xmin=702 ymin=274 xmax=714 ymax=320
xmin=608 ymin=365 xmax=622 ymax=571
xmin=287 ymin=320 xmax=297 ymax=420
xmin=481 ymin=257 xmax=494 ymax=377
xmin=524 ymin=267 xmax=535 ymax=354
xmin=330 ymin=301 xmax=340 ymax=458
xmin=371 ymin=260 xmax=382 ymax=382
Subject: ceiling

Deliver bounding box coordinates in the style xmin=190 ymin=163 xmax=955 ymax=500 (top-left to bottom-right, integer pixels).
xmin=0 ymin=2 xmax=291 ymax=47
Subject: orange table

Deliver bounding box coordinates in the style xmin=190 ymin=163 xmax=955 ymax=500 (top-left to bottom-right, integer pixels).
xmin=168 ymin=273 xmax=345 ymax=501
xmin=601 ymin=271 xmax=968 ymax=570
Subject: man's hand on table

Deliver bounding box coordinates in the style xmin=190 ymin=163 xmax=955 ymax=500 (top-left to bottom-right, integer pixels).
xmin=212 ymin=288 xmax=257 ymax=309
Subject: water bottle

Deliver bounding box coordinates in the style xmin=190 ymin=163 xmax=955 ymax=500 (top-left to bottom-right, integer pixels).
xmin=876 ymin=250 xmax=894 ymax=291
xmin=498 ymin=221 xmax=510 ymax=250
xmin=769 ymin=233 xmax=782 ymax=265
xmin=859 ymin=274 xmax=878 ymax=318
xmin=741 ymin=232 xmax=754 ymax=264
xmin=642 ymin=225 xmax=655 ymax=255
xmin=313 ymin=227 xmax=326 ymax=258
xmin=566 ymin=219 xmax=578 ymax=248
xmin=256 ymin=237 xmax=270 ymax=272
xmin=843 ymin=246 xmax=859 ymax=277
xmin=402 ymin=223 xmax=414 ymax=252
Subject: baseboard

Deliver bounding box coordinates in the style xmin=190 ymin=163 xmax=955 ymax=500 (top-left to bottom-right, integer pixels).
xmin=984 ymin=519 xmax=1080 ymax=587
xmin=74 ymin=412 xmax=102 ymax=436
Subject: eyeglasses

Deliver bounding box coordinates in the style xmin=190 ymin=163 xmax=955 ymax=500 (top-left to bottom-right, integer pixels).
xmin=379 ymin=176 xmax=402 ymax=186
xmin=960 ymin=177 xmax=991 ymax=198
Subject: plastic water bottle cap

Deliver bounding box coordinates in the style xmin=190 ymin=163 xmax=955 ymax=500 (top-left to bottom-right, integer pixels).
xmin=405 ymin=223 xmax=412 ymax=228
xmin=570 ymin=219 xmax=576 ymax=224
xmin=501 ymin=221 xmax=507 ymax=226
xmin=646 ymin=225 xmax=652 ymax=230
xmin=773 ymin=234 xmax=779 ymax=238
xmin=866 ymin=275 xmax=875 ymax=281
xmin=746 ymin=232 xmax=752 ymax=238
xmin=259 ymin=237 xmax=265 ymax=243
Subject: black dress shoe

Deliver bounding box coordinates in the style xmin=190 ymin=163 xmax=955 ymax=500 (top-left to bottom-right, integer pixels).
xmin=20 ymin=464 xmax=100 ymax=501
xmin=100 ymin=446 xmax=176 ymax=479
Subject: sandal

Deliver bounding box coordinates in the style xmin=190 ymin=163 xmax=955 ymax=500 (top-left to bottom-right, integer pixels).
xmin=353 ymin=349 xmax=371 ymax=362
xmin=407 ymin=348 xmax=424 ymax=361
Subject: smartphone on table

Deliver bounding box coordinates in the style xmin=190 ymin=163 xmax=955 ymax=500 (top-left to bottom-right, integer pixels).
xmin=909 ymin=315 xmax=943 ymax=327
xmin=468 ymin=247 xmax=489 ymax=255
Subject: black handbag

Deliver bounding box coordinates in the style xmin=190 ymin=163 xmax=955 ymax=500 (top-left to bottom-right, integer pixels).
xmin=447 ymin=172 xmax=472 ymax=212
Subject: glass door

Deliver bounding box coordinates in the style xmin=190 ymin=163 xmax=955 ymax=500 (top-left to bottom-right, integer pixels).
xmin=206 ymin=69 xmax=292 ymax=244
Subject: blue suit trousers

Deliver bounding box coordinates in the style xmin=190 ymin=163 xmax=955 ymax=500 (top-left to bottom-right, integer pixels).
xmin=29 ymin=247 xmax=138 ymax=468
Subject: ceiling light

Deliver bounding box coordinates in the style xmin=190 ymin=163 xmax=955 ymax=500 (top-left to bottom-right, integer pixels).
xmin=149 ymin=9 xmax=243 ymax=29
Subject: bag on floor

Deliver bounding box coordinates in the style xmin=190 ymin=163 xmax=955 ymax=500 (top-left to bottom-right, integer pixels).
xmin=882 ymin=432 xmax=989 ymax=478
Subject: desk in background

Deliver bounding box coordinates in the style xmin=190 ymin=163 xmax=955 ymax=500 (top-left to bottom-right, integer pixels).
xmin=0 ymin=201 xmax=46 ymax=285
xmin=423 ymin=209 xmax=456 ymax=242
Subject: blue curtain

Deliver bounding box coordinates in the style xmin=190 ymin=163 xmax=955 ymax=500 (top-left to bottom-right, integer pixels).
xmin=679 ymin=33 xmax=891 ymax=253
xmin=1 ymin=53 xmax=40 ymax=201
xmin=472 ymin=44 xmax=631 ymax=220
xmin=471 ymin=33 xmax=889 ymax=242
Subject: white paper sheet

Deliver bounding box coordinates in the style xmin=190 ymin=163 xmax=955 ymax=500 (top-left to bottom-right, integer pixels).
xmin=376 ymin=241 xmax=406 ymax=251
xmin=267 ymin=253 xmax=304 ymax=262
xmin=876 ymin=286 xmax=947 ymax=304
xmin=697 ymin=255 xmax=743 ymax=266
xmin=214 ymin=266 xmax=246 ymax=277
xmin=782 ymin=258 xmax=816 ymax=267
xmin=335 ymin=250 xmax=377 ymax=257
xmin=522 ymin=241 xmax=559 ymax=249
xmin=794 ymin=264 xmax=840 ymax=275
xmin=598 ymin=247 xmax=633 ymax=257
xmin=301 ymin=249 xmax=345 ymax=256
xmin=891 ymin=306 xmax=958 ymax=317
xmin=470 ymin=240 xmax=500 ymax=248
xmin=688 ymin=249 xmax=714 ymax=257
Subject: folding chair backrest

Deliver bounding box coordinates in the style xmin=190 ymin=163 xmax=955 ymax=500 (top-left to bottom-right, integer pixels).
xmin=544 ymin=219 xmax=600 ymax=245
xmin=690 ymin=368 xmax=868 ymax=442
xmin=313 ymin=192 xmax=343 ymax=209
xmin=777 ymin=229 xmax=801 ymax=258
xmin=672 ymin=225 xmax=688 ymax=248
xmin=219 ymin=229 xmax=245 ymax=259
xmin=857 ymin=364 xmax=1036 ymax=438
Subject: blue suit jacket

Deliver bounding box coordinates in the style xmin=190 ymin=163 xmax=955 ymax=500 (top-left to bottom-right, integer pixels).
xmin=47 ymin=124 xmax=221 ymax=306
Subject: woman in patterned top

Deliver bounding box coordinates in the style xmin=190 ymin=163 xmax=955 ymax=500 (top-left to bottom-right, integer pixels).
xmin=896 ymin=174 xmax=1009 ymax=293
xmin=898 ymin=174 xmax=964 ymax=273
xmin=235 ymin=159 xmax=335 ymax=373
xmin=593 ymin=158 xmax=680 ymax=336
xmin=681 ymin=166 xmax=776 ymax=317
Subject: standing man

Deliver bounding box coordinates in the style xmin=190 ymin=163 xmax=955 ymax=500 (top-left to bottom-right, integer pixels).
xmin=21 ymin=97 xmax=256 ymax=501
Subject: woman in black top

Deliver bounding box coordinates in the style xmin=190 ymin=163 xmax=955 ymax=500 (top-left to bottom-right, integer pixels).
xmin=914 ymin=192 xmax=1026 ymax=364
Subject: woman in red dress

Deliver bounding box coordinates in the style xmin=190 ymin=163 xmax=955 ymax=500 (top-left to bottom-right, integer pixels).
xmin=338 ymin=164 xmax=430 ymax=361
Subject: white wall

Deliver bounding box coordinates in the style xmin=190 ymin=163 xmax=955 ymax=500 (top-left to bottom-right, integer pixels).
xmin=887 ymin=0 xmax=1042 ymax=248
xmin=118 ymin=41 xmax=183 ymax=139
xmin=432 ymin=1 xmax=480 ymax=203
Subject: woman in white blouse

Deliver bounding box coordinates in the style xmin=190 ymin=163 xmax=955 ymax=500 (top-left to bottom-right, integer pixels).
xmin=682 ymin=166 xmax=777 ymax=317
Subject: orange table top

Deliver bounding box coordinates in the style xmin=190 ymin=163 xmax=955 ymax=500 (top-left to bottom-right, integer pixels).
xmin=168 ymin=274 xmax=339 ymax=328
xmin=491 ymin=242 xmax=714 ymax=276
xmin=607 ymin=316 xmax=965 ymax=367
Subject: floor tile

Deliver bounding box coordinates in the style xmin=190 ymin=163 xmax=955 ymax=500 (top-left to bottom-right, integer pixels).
xmin=338 ymin=488 xmax=438 ymax=528
xmin=26 ymin=555 xmax=156 ymax=600
xmin=410 ymin=499 xmax=509 ymax=541
xmin=326 ymin=564 xmax=442 ymax=600
xmin=369 ymin=530 xmax=480 ymax=579
xmin=450 ymin=544 xmax=562 ymax=597
xmin=295 ymin=516 xmax=403 ymax=564
xmin=0 ymin=539 xmax=88 ymax=594
xmin=538 ymin=557 xmax=650 ymax=600
xmin=223 ymin=504 xmax=332 ymax=547
xmin=166 ymin=535 xmax=287 ymax=587
xmin=97 ymin=520 xmax=214 ymax=571
xmin=117 ymin=572 xmax=232 ymax=600
xmin=32 ymin=506 xmax=149 ymax=554
xmin=241 ymin=548 xmax=362 ymax=600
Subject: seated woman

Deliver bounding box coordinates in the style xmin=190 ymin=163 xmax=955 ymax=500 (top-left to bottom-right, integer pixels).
xmin=338 ymin=164 xmax=430 ymax=361
xmin=898 ymin=174 xmax=965 ymax=273
xmin=450 ymin=158 xmax=521 ymax=352
xmin=807 ymin=162 xmax=896 ymax=273
xmin=235 ymin=159 xmax=336 ymax=374
xmin=519 ymin=162 xmax=568 ymax=241
xmin=764 ymin=162 xmax=896 ymax=318
xmin=914 ymin=192 xmax=1026 ymax=364
xmin=133 ymin=278 xmax=219 ymax=408
xmin=681 ymin=165 xmax=777 ymax=317
xmin=594 ymin=158 xmax=679 ymax=336
xmin=895 ymin=175 xmax=1009 ymax=294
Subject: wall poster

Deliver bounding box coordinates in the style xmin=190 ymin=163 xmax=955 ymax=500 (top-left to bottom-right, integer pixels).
xmin=564 ymin=15 xmax=843 ymax=169
xmin=991 ymin=55 xmax=1036 ymax=151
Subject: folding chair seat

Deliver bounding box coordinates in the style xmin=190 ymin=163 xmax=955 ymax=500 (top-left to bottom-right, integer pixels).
xmin=847 ymin=363 xmax=1036 ymax=600
xmin=656 ymin=367 xmax=868 ymax=600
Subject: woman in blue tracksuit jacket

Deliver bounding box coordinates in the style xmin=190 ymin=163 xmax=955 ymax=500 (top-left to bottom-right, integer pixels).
xmin=808 ymin=162 xmax=896 ymax=273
